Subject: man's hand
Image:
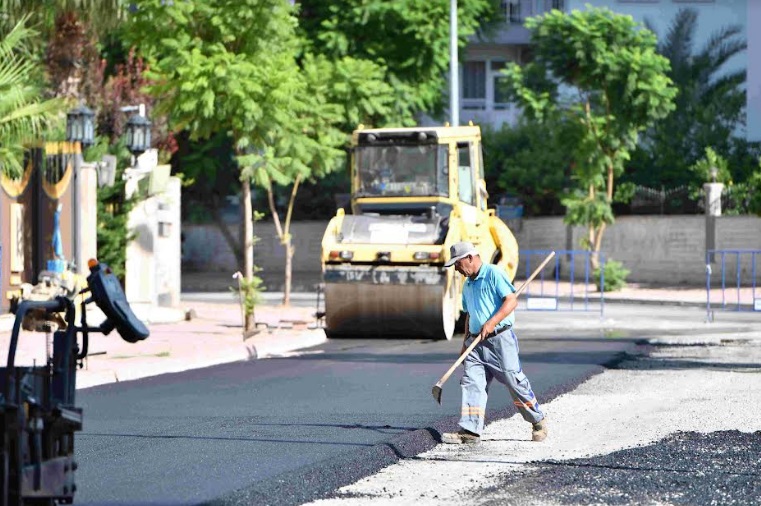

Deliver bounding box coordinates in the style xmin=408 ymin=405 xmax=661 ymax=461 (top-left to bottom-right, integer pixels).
xmin=478 ymin=321 xmax=497 ymax=341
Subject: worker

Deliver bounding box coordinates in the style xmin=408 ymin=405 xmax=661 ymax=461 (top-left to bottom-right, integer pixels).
xmin=441 ymin=241 xmax=547 ymax=444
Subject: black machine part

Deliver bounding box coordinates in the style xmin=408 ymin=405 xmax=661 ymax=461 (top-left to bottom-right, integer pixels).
xmin=1 ymin=261 xmax=150 ymax=505
xmin=86 ymin=262 xmax=149 ymax=343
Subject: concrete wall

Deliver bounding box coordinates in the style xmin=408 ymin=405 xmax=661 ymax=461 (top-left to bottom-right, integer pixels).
xmin=183 ymin=215 xmax=761 ymax=290
xmin=182 ymin=221 xmax=324 ymax=292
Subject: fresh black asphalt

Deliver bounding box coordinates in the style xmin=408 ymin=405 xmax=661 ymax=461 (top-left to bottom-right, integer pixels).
xmin=74 ymin=329 xmax=641 ymax=505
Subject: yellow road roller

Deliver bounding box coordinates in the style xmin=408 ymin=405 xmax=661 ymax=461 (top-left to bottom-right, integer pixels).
xmin=320 ymin=124 xmax=519 ymax=340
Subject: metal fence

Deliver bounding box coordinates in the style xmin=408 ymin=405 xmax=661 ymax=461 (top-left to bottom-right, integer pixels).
xmin=628 ymin=185 xmax=699 ymax=215
xmin=706 ymin=249 xmax=761 ymax=319
xmin=517 ymin=249 xmax=604 ymax=316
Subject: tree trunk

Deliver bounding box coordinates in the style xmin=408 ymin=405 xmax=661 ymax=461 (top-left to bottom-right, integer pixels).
xmin=281 ymin=175 xmax=301 ymax=306
xmin=206 ymin=199 xmax=242 ymax=266
xmin=284 ymin=242 xmax=293 ymax=306
xmin=242 ymin=179 xmax=255 ymax=331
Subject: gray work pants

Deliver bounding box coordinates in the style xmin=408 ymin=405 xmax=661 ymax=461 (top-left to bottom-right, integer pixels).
xmin=459 ymin=328 xmax=544 ymax=435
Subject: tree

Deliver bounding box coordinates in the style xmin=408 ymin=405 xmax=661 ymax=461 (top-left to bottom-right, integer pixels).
xmin=503 ymin=7 xmax=677 ymax=267
xmin=0 ymin=0 xmax=126 ymax=102
xmin=297 ymin=0 xmax=499 ymax=123
xmin=84 ymin=138 xmax=135 ymax=282
xmin=127 ymin=0 xmax=346 ymax=324
xmin=482 ymin=112 xmax=582 ymax=216
xmin=0 ymin=17 xmax=63 ymax=178
xmin=0 ymin=0 xmax=123 ymax=32
xmin=251 ymin=52 xmax=395 ymax=305
xmin=629 ymin=8 xmax=748 ymax=189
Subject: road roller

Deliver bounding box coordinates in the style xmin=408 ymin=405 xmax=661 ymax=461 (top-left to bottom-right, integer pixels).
xmin=320 ymin=124 xmax=519 ymax=340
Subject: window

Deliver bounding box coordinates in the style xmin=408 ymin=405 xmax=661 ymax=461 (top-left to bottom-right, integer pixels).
xmin=503 ymin=0 xmax=565 ymax=23
xmin=462 ymin=61 xmax=486 ymax=109
xmin=457 ymin=143 xmax=476 ymax=206
xmin=355 ymin=145 xmax=447 ymax=198
xmin=491 ymin=61 xmax=511 ymax=109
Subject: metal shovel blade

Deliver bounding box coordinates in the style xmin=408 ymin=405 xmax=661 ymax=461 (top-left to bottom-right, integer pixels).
xmin=432 ymin=383 xmax=443 ymax=405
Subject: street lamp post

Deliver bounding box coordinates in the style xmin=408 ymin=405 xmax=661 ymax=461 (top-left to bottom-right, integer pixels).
xmin=121 ymin=104 xmax=152 ymax=156
xmin=450 ymin=0 xmax=459 ymax=127
xmin=125 ymin=113 xmax=152 ymax=156
xmin=66 ymin=105 xmax=95 ymax=149
xmin=66 ymin=104 xmax=97 ymax=274
xmin=704 ymin=166 xmax=724 ymax=263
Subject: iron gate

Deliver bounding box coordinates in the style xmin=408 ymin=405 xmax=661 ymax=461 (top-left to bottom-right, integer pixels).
xmin=518 ymin=249 xmax=604 ymax=316
xmin=706 ymin=249 xmax=761 ymax=319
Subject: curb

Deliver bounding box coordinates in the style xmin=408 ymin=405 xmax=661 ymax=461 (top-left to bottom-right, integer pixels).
xmin=77 ymin=328 xmax=327 ymax=389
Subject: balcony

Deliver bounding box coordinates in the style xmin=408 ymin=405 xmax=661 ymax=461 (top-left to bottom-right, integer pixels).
xmin=501 ymin=0 xmax=565 ymax=24
xmin=474 ymin=0 xmax=564 ymax=46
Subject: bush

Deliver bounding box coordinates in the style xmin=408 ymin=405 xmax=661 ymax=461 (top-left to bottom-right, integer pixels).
xmin=594 ymin=259 xmax=630 ymax=292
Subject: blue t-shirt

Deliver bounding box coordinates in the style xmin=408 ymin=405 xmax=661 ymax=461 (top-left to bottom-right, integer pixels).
xmin=462 ymin=263 xmax=516 ymax=335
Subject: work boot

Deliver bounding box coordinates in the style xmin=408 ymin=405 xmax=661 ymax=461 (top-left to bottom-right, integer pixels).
xmin=441 ymin=429 xmax=480 ymax=444
xmin=532 ymin=417 xmax=548 ymax=442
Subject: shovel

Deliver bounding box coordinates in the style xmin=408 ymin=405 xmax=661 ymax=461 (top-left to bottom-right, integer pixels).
xmin=432 ymin=251 xmax=556 ymax=404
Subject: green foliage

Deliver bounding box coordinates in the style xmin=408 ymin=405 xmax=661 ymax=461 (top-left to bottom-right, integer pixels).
xmin=0 ymin=0 xmax=125 ymax=37
xmin=502 ymin=7 xmax=677 ymax=256
xmin=126 ymin=0 xmax=304 ymax=159
xmin=718 ymin=155 xmax=761 ymax=216
xmin=232 ymin=267 xmax=265 ymax=317
xmin=747 ymin=159 xmax=761 ymax=216
xmin=561 ymin=190 xmax=615 ymax=246
xmin=613 ymin=181 xmax=636 ymax=205
xmin=86 ymin=137 xmax=135 ymax=282
xmin=0 ymin=16 xmax=64 ymax=178
xmin=689 ymin=147 xmax=732 ymax=185
xmin=594 ymin=259 xmax=630 ymax=293
xmin=630 ymin=8 xmax=749 ymax=189
xmin=127 ymin=0 xmax=352 ymax=190
xmin=298 ymin=0 xmax=499 ymax=123
xmin=482 ymin=113 xmax=582 ymax=216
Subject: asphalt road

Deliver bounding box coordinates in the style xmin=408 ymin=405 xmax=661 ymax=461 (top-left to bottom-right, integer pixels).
xmin=73 ymin=323 xmax=641 ymax=506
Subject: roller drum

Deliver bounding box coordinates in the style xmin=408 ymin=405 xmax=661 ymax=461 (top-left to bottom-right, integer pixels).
xmin=323 ymin=265 xmax=456 ymax=340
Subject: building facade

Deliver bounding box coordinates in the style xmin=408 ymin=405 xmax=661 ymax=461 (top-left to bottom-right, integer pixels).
xmin=460 ymin=0 xmax=761 ymax=142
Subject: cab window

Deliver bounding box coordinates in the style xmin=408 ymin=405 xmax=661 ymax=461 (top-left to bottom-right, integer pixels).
xmin=457 ymin=143 xmax=476 ymax=206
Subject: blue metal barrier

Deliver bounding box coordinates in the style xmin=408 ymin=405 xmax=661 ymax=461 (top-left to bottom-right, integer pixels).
xmin=706 ymin=249 xmax=761 ymax=318
xmin=517 ymin=249 xmax=604 ymax=316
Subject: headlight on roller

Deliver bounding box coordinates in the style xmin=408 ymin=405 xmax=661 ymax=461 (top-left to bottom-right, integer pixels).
xmin=329 ymin=250 xmax=354 ymax=261
xmin=413 ymin=252 xmax=441 ymax=261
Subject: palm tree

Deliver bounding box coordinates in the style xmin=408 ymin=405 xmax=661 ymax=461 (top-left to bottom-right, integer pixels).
xmin=632 ymin=8 xmax=746 ymax=189
xmin=0 ymin=0 xmax=124 ymax=35
xmin=0 ymin=0 xmax=126 ymax=101
xmin=0 ymin=18 xmax=64 ymax=178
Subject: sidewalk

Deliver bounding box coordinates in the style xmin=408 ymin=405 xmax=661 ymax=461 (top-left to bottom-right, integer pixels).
xmin=0 ymin=294 xmax=326 ymax=389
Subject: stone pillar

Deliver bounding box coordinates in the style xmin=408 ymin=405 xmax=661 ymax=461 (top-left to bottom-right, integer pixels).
xmin=76 ymin=162 xmax=98 ymax=273
xmin=704 ymin=182 xmax=724 ymax=263
xmin=124 ymin=166 xmax=181 ymax=309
